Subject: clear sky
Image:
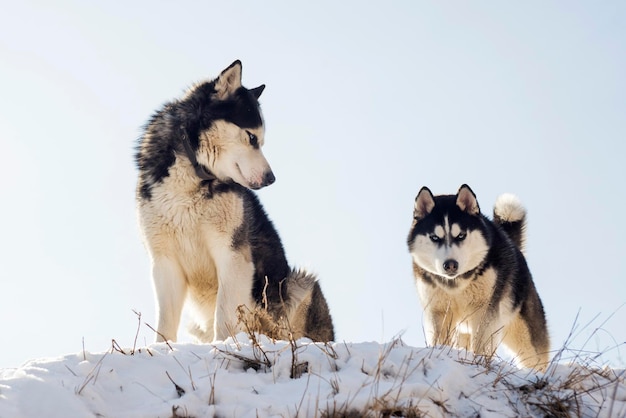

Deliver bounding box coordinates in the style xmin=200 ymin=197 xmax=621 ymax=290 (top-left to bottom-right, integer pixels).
xmin=1 ymin=1 xmax=625 ymax=370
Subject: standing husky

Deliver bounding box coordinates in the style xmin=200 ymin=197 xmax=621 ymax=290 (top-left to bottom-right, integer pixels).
xmin=407 ymin=184 xmax=549 ymax=370
xmin=135 ymin=60 xmax=334 ymax=343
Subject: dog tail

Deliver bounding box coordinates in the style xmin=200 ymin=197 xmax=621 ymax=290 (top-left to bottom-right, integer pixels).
xmin=283 ymin=269 xmax=335 ymax=342
xmin=282 ymin=268 xmax=318 ymax=310
xmin=493 ymin=193 xmax=527 ymax=253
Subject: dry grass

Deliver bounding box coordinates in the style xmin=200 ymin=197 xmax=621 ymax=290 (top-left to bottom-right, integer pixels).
xmin=97 ymin=307 xmax=624 ymax=418
xmin=214 ymin=304 xmax=309 ymax=378
xmin=310 ymin=327 xmax=625 ymax=418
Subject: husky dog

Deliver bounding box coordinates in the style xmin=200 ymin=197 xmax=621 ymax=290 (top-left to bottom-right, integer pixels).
xmin=407 ymin=184 xmax=549 ymax=370
xmin=135 ymin=60 xmax=334 ymax=343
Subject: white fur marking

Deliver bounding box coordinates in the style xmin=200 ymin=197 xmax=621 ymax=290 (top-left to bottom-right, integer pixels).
xmin=451 ymin=223 xmax=462 ymax=238
xmin=494 ymin=193 xmax=526 ymax=222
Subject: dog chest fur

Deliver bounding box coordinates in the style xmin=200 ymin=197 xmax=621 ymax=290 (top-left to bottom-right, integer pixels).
xmin=138 ymin=156 xmax=250 ymax=294
xmin=414 ymin=264 xmax=498 ymax=321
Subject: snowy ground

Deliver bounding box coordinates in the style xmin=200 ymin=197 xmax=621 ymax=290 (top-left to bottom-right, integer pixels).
xmin=1 ymin=334 xmax=624 ymax=418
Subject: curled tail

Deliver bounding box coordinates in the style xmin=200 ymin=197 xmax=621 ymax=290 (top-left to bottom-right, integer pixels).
xmin=493 ymin=193 xmax=527 ymax=253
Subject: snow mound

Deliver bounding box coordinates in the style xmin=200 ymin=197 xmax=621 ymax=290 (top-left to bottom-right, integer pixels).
xmin=1 ymin=335 xmax=625 ymax=417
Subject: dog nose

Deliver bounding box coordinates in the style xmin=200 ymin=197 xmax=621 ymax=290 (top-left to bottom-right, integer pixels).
xmin=443 ymin=259 xmax=458 ymax=275
xmin=262 ymin=171 xmax=276 ymax=187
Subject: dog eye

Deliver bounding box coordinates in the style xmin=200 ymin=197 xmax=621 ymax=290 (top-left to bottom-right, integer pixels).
xmin=246 ymin=131 xmax=258 ymax=147
xmin=429 ymin=234 xmax=441 ymax=243
xmin=456 ymin=232 xmax=467 ymax=241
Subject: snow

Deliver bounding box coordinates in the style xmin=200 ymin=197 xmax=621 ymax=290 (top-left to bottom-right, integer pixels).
xmin=1 ymin=334 xmax=625 ymax=417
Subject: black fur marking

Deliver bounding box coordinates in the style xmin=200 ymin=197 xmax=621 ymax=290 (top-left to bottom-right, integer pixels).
xmin=183 ymin=83 xmax=264 ymax=131
xmin=249 ymin=84 xmax=265 ymax=99
xmin=220 ymin=184 xmax=291 ymax=305
xmin=407 ymin=194 xmax=488 ymax=247
xmin=413 ymin=261 xmax=486 ymax=290
xmin=231 ymin=213 xmax=248 ymax=251
xmin=495 ymin=219 xmax=525 ymax=250
xmin=520 ymin=288 xmax=550 ymax=350
xmin=232 ymin=88 xmax=264 ymax=128
xmin=305 ymin=282 xmax=335 ymax=341
xmin=420 ymin=268 xmax=460 ymax=289
xmin=135 ymin=107 xmax=178 ymax=200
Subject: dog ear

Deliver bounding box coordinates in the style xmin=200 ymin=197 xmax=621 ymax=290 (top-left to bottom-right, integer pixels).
xmin=250 ymin=85 xmax=265 ymax=99
xmin=414 ymin=186 xmax=435 ymax=220
xmin=456 ymin=184 xmax=480 ymax=215
xmin=214 ymin=60 xmax=243 ymax=99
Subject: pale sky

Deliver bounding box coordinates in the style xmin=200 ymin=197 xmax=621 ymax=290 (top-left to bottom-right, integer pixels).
xmin=1 ymin=1 xmax=625 ymax=369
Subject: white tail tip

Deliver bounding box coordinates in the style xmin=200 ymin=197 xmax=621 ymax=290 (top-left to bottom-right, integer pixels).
xmin=494 ymin=193 xmax=526 ymax=222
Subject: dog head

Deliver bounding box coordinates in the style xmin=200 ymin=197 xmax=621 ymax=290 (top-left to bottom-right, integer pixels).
xmin=181 ymin=60 xmax=274 ymax=190
xmin=408 ymin=184 xmax=490 ymax=279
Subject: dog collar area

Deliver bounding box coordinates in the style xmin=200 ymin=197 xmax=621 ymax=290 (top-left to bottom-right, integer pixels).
xmin=181 ymin=131 xmax=217 ymax=181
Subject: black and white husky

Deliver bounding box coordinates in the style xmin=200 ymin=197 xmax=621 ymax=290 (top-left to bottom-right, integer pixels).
xmin=407 ymin=184 xmax=549 ymax=370
xmin=135 ymin=60 xmax=334 ymax=343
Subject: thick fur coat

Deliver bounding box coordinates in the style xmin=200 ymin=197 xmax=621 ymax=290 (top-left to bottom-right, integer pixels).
xmin=136 ymin=61 xmax=334 ymax=343
xmin=407 ymin=184 xmax=549 ymax=370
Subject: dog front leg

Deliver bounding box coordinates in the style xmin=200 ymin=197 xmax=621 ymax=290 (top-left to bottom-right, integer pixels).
xmin=152 ymin=257 xmax=187 ymax=342
xmin=424 ymin=309 xmax=454 ymax=347
xmin=471 ymin=311 xmax=504 ymax=358
xmin=213 ymin=249 xmax=255 ymax=341
xmin=502 ymin=315 xmax=550 ymax=371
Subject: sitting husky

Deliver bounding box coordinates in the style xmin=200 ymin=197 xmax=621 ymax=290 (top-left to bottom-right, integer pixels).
xmin=135 ymin=60 xmax=334 ymax=343
xmin=407 ymin=184 xmax=549 ymax=370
